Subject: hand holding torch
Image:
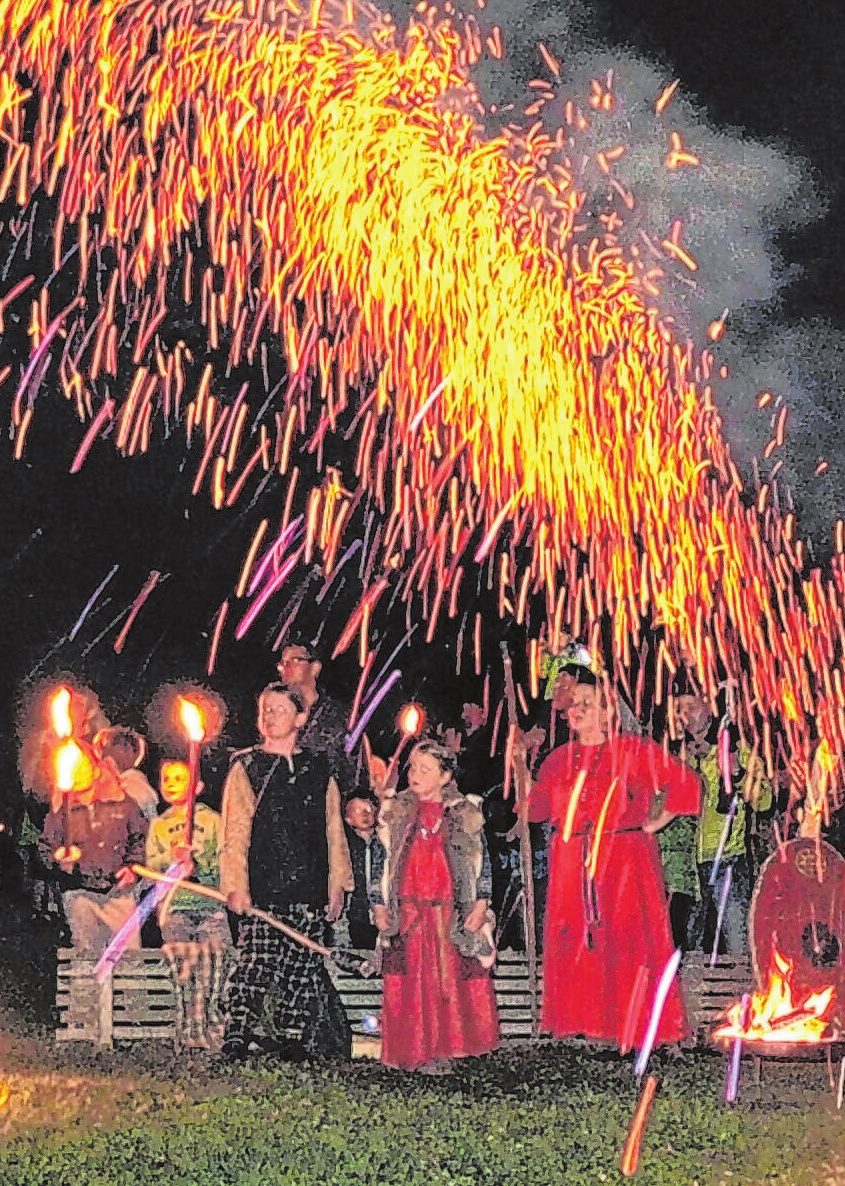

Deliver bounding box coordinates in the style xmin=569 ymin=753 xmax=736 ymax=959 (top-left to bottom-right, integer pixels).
xmin=384 ymin=702 xmax=426 ymax=785
xmin=177 ymin=697 xmax=206 ymax=850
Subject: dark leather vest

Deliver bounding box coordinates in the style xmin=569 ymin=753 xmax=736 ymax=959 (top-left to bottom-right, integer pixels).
xmin=242 ymin=747 xmax=331 ymax=910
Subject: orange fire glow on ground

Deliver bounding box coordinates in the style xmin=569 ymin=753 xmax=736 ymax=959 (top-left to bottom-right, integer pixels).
xmin=1 ymin=0 xmax=844 ymax=810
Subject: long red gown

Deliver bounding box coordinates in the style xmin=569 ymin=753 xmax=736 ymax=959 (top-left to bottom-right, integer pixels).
xmin=529 ymin=735 xmax=700 ymax=1047
xmin=380 ymin=800 xmax=499 ymax=1068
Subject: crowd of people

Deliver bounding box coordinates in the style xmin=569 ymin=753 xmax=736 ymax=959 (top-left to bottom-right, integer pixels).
xmin=10 ymin=640 xmax=800 ymax=1072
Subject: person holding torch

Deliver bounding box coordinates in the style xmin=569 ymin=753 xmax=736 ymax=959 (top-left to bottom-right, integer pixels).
xmin=37 ymin=688 xmax=146 ymax=954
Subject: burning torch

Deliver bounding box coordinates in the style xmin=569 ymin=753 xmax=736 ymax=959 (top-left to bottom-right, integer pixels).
xmin=177 ymin=696 xmax=206 ymax=849
xmin=48 ymin=685 xmax=95 ymax=863
xmin=384 ymin=702 xmax=426 ymax=785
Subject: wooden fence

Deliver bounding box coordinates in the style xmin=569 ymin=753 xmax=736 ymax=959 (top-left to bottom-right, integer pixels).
xmin=56 ymin=947 xmax=754 ymax=1049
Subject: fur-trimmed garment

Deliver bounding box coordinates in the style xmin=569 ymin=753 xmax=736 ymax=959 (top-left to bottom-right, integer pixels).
xmin=371 ymin=786 xmax=499 ymax=1068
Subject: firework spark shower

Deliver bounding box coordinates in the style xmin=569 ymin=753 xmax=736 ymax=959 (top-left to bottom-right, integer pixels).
xmin=1 ymin=0 xmax=844 ymax=806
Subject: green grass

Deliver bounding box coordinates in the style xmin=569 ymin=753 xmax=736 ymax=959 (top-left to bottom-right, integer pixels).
xmin=0 ymin=1047 xmax=841 ymax=1186
xmin=0 ymin=910 xmax=839 ymax=1185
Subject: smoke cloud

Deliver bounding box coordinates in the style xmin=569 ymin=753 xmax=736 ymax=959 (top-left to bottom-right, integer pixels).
xmin=387 ymin=0 xmax=838 ymax=547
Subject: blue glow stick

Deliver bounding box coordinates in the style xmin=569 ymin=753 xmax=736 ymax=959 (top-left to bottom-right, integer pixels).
xmin=95 ymin=861 xmax=185 ymax=982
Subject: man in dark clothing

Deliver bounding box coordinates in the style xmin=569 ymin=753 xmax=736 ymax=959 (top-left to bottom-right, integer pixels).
xmin=220 ymin=684 xmax=353 ymax=1060
xmin=342 ymin=796 xmax=380 ymax=949
xmin=276 ymin=643 xmax=360 ymax=796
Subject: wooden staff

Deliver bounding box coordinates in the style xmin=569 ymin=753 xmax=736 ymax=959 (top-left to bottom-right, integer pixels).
xmin=499 ymin=641 xmax=539 ymax=1038
xmin=131 ymin=865 xmax=376 ymax=976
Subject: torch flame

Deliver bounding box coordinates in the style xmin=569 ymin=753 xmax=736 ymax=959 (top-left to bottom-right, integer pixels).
xmin=398 ymin=703 xmax=424 ymax=737
xmin=54 ymin=738 xmax=96 ymax=793
xmin=178 ymin=697 xmax=206 ymax=743
xmin=713 ymin=948 xmax=837 ymax=1045
xmin=49 ymin=686 xmax=73 ymax=738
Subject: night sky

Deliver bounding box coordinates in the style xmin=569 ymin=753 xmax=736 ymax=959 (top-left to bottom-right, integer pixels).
xmin=1 ymin=0 xmax=843 ymax=816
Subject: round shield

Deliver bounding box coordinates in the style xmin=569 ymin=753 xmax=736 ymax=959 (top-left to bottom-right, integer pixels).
xmin=749 ymin=839 xmax=845 ymax=1016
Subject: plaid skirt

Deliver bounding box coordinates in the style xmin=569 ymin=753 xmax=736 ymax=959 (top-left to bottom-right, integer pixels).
xmin=225 ymin=905 xmax=350 ymax=1059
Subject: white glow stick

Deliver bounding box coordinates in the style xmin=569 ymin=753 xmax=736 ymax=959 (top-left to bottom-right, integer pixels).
xmin=634 ymin=947 xmax=682 ymax=1077
xmin=709 ymin=863 xmax=734 ymax=967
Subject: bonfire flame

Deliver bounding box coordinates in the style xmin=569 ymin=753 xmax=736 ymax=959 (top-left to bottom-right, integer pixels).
xmin=713 ymin=949 xmax=837 ymax=1045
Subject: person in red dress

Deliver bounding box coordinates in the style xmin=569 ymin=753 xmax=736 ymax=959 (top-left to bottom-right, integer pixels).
xmin=371 ymin=739 xmax=499 ymax=1072
xmin=527 ymin=672 xmax=700 ymax=1048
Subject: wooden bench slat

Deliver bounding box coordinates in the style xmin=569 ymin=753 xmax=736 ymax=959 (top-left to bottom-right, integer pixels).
xmin=110 ymin=1027 xmax=178 ymax=1040
xmin=58 ymin=948 xmax=748 ymax=1046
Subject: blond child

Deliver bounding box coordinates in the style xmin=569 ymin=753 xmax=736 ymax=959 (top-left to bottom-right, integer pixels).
xmin=146 ymin=760 xmax=231 ymax=1049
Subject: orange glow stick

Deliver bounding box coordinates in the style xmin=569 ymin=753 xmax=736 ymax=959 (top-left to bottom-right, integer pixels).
xmin=587 ymin=777 xmax=618 ymax=880
xmin=619 ymin=1075 xmax=658 ymax=1177
xmin=206 ymin=599 xmax=229 ymax=676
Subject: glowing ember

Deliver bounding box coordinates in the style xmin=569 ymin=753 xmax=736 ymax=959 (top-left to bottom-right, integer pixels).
xmin=178 ymin=698 xmax=206 ymax=744
xmin=713 ymin=949 xmax=837 ymax=1045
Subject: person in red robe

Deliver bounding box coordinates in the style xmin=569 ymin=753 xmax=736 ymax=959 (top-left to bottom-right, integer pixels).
xmin=372 ymin=739 xmax=499 ymax=1072
xmin=528 ymin=672 xmax=700 ymax=1048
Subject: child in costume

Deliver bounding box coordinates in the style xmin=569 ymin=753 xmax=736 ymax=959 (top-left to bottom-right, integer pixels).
xmin=371 ymin=739 xmax=499 ymax=1072
xmin=145 ymin=759 xmax=231 ymax=1049
xmin=40 ymin=764 xmax=145 ymax=954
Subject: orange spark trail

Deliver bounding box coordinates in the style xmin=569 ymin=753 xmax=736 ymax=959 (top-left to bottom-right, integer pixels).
xmin=1 ymin=0 xmax=843 ymax=805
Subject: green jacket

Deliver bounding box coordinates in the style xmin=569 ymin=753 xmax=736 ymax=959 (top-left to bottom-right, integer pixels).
xmin=657 ymin=814 xmax=699 ymax=898
xmin=658 ymin=742 xmax=773 ymax=894
xmin=692 ymin=744 xmax=772 ymax=865
xmin=146 ymin=802 xmax=222 ymax=912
